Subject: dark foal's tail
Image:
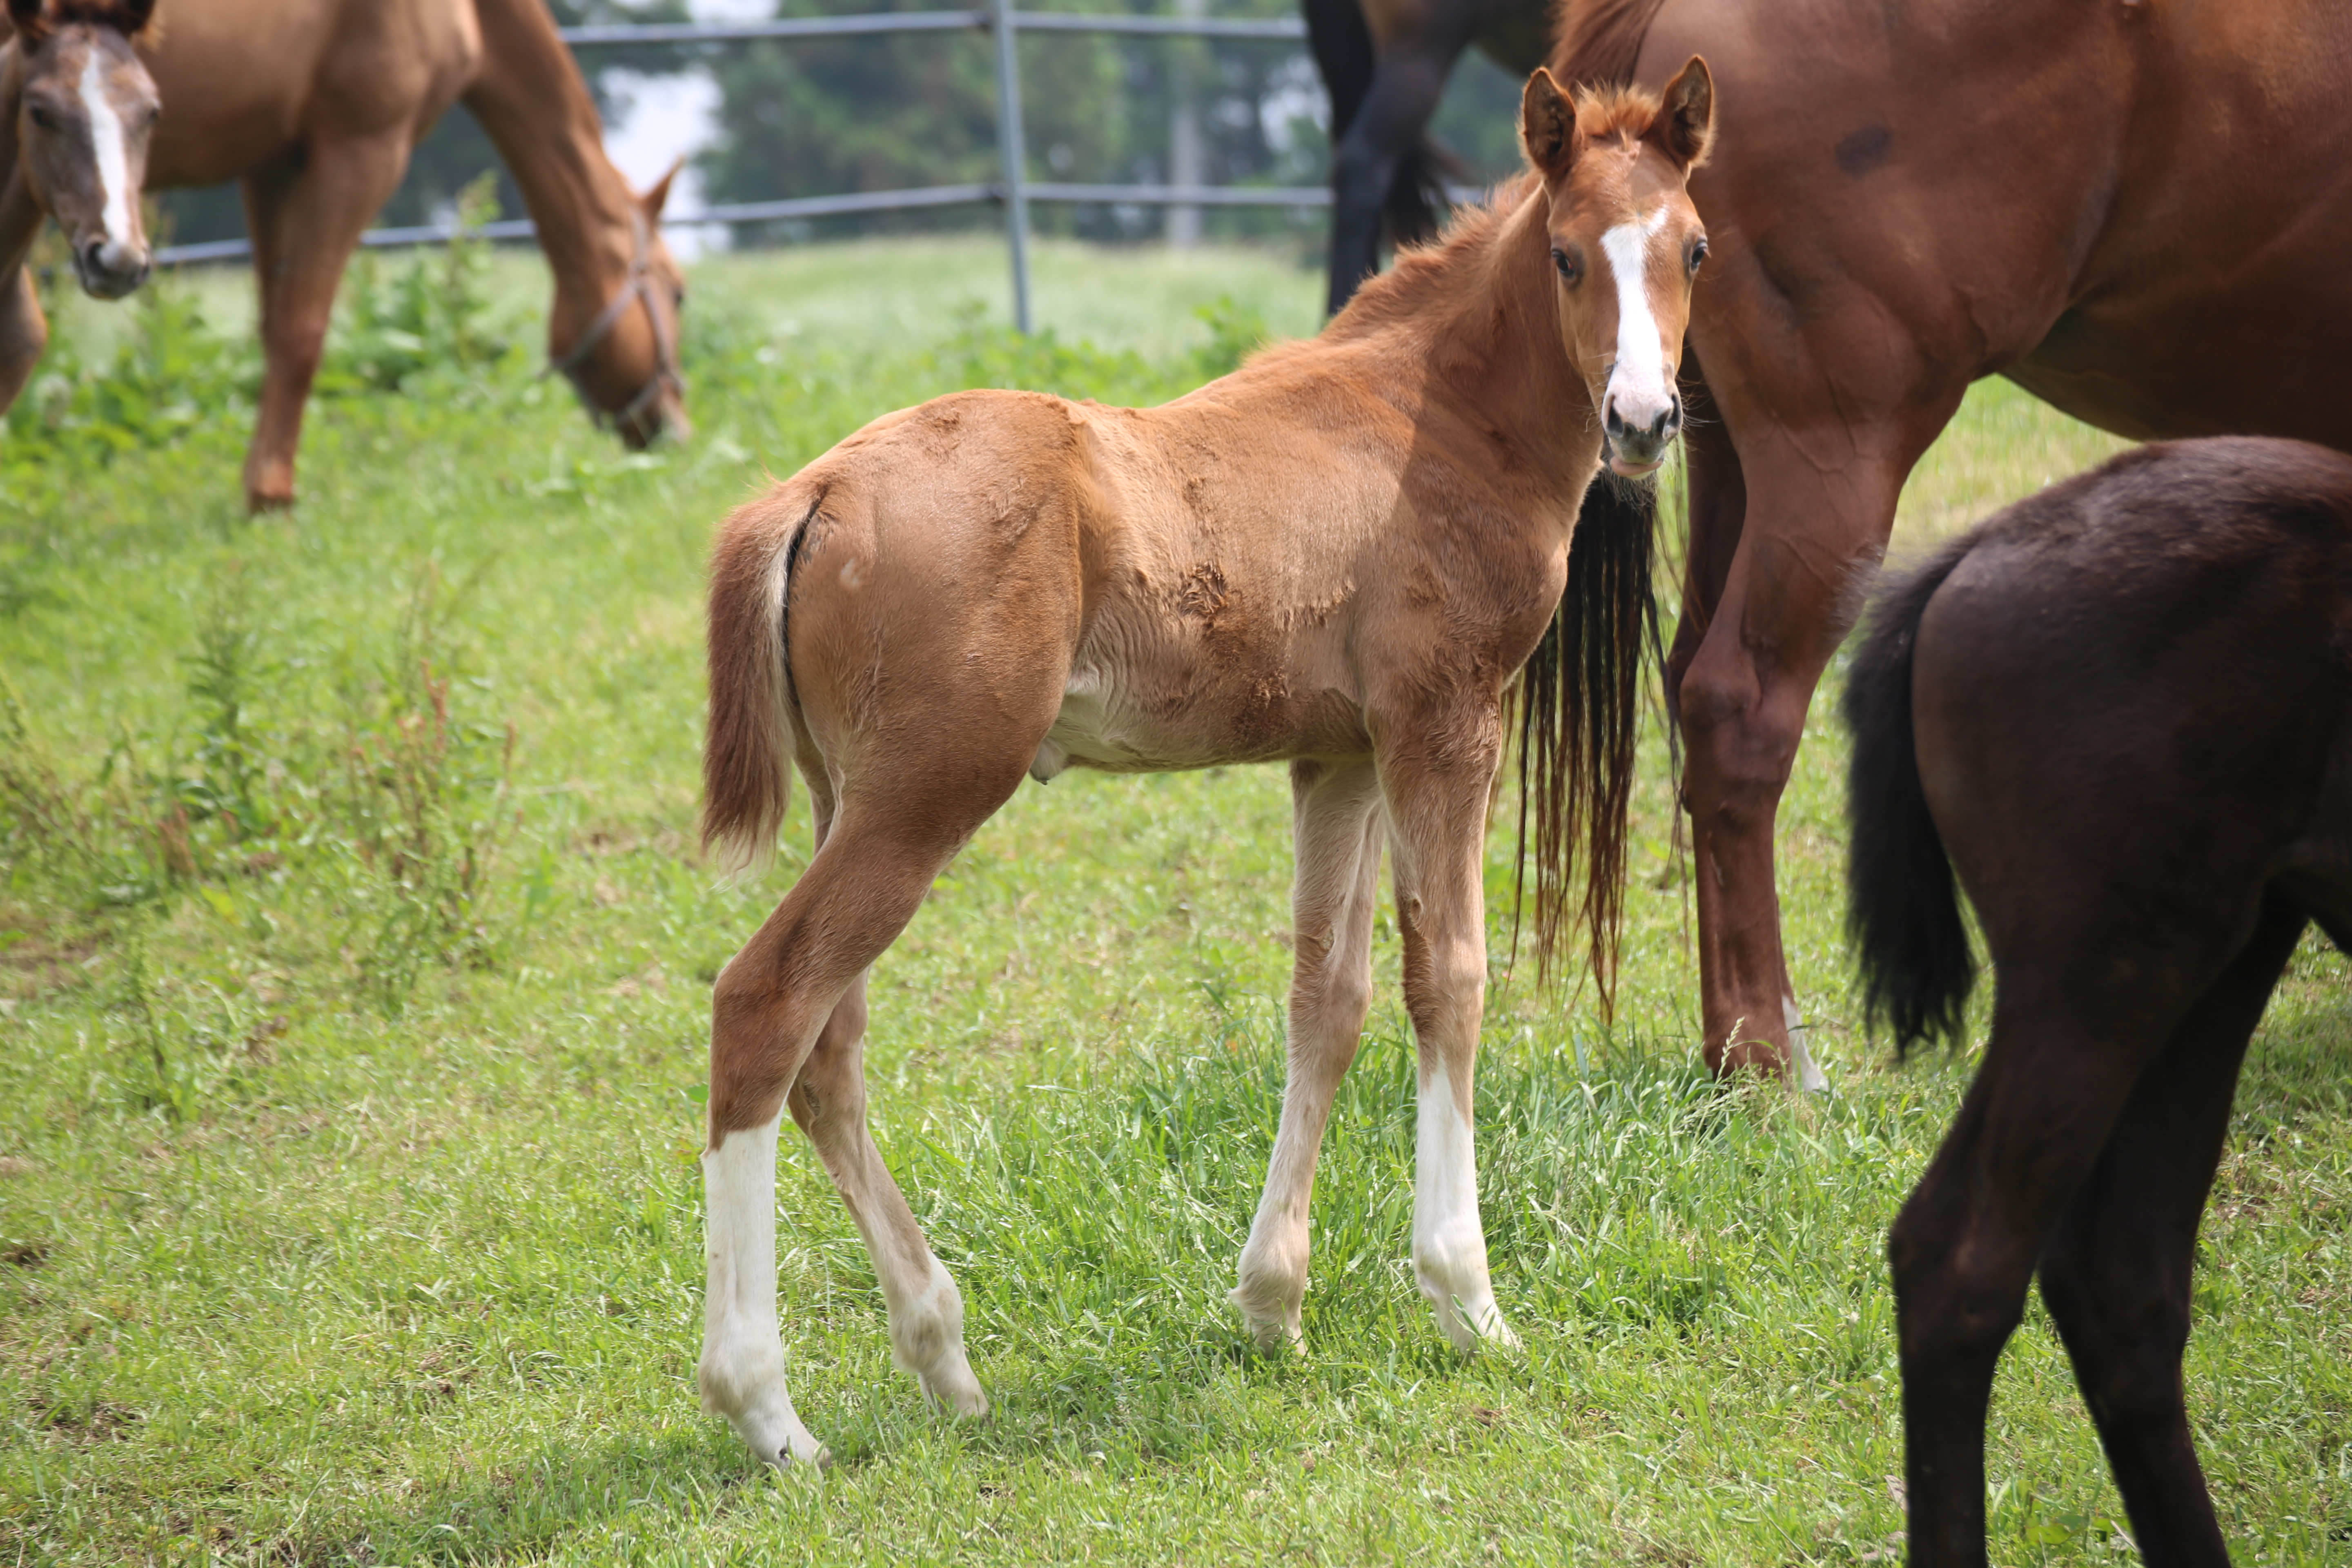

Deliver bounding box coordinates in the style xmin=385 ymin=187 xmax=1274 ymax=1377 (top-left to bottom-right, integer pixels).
xmin=1512 ymin=474 xmax=1663 ymax=1010
xmin=1842 ymin=542 xmax=1976 ymax=1052
xmin=1302 ymin=0 xmax=1457 ymax=245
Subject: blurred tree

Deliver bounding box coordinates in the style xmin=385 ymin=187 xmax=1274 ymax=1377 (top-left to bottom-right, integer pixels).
xmin=154 ymin=0 xmax=689 ymax=249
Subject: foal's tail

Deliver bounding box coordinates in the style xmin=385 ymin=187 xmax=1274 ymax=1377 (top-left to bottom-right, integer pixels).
xmin=702 ymin=483 xmax=822 ymax=875
xmin=1841 ymin=540 xmax=1976 ymax=1053
xmin=1512 ymin=474 xmax=1663 ymax=1008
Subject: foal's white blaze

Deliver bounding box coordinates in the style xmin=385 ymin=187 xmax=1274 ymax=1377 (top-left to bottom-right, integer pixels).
xmin=1412 ymin=1065 xmax=1518 ymax=1350
xmin=1599 ymin=205 xmax=1676 ymax=437
xmin=78 ymin=49 xmax=136 ymax=249
xmin=697 ymin=1112 xmax=826 ymax=1466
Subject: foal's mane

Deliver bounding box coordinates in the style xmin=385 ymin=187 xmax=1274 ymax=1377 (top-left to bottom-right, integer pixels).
xmin=7 ymin=0 xmax=155 ymax=40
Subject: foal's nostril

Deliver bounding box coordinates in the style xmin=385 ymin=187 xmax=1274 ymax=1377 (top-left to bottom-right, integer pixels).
xmin=1604 ymin=399 xmax=1628 ymax=438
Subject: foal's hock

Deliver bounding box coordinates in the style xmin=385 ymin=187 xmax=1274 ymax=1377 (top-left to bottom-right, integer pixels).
xmin=1844 ymin=436 xmax=2352 ymax=1568
xmin=695 ymin=62 xmax=1716 ymax=1467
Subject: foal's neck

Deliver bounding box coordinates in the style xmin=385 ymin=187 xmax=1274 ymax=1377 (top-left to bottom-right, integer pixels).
xmin=1330 ymin=184 xmax=1601 ymax=496
xmin=459 ymin=0 xmax=643 ymax=338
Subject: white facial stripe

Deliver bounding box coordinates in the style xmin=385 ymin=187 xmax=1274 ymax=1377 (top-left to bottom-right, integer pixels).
xmin=1600 ymin=212 xmax=1669 ymax=406
xmin=79 ymin=49 xmax=136 ymax=247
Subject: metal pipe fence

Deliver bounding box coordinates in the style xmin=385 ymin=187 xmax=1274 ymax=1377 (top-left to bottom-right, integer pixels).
xmin=153 ymin=5 xmax=1324 ymax=332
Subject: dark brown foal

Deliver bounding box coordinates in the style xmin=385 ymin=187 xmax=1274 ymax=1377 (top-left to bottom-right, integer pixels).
xmin=1844 ymin=437 xmax=2352 ymax=1568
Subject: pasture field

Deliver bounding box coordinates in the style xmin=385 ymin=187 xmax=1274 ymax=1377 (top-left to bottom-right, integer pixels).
xmin=1 ymin=238 xmax=2346 ymax=1566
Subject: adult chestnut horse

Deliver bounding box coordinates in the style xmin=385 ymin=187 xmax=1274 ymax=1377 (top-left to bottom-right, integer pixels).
xmin=1845 ymin=437 xmax=2352 ymax=1568
xmin=0 ymin=0 xmax=687 ymax=511
xmin=695 ymin=63 xmax=1716 ymax=1466
xmin=0 ymin=0 xmax=159 ymax=411
xmin=1306 ymin=0 xmax=1548 ymax=313
xmin=1548 ymin=0 xmax=2352 ymax=1081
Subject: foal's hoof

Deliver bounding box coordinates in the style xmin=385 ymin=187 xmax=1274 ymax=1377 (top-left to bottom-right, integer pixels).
xmin=915 ymin=1345 xmax=991 ymax=1419
xmin=1228 ymin=1284 xmax=1306 ymax=1354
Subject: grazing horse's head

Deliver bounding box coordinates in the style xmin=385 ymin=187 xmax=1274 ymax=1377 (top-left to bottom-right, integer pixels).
xmin=549 ymin=163 xmax=690 ymax=450
xmin=4 ymin=0 xmax=159 ymax=301
xmin=1521 ymin=58 xmax=1714 ymax=477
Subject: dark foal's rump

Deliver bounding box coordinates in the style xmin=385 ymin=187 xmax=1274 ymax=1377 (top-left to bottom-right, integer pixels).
xmin=1842 ymin=437 xmax=2352 ymax=1568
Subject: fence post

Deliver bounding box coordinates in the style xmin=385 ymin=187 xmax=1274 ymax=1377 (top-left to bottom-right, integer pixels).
xmin=990 ymin=0 xmax=1034 ymax=333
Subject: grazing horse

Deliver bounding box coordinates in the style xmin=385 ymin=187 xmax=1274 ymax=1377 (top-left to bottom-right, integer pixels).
xmin=1306 ymin=0 xmax=1548 ymax=314
xmin=0 ymin=0 xmax=687 ymax=512
xmin=1844 ymin=437 xmax=2352 ymax=1568
xmin=695 ymin=61 xmax=1717 ymax=1466
xmin=1547 ymin=0 xmax=2352 ymax=1082
xmin=0 ymin=0 xmax=159 ymax=409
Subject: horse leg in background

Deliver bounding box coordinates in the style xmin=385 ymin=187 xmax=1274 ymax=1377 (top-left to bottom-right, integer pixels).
xmin=0 ymin=264 xmax=42 ymax=413
xmin=2034 ymin=893 xmax=2305 ymax=1566
xmin=236 ymin=131 xmax=412 ymax=512
xmin=1324 ymin=27 xmax=1469 ymax=314
xmin=0 ymin=171 xmax=47 ymax=413
xmin=1233 ymin=758 xmax=1385 ymax=1348
xmin=1675 ymin=425 xmax=1941 ymax=1077
xmin=1382 ymin=727 xmax=1517 ymax=1350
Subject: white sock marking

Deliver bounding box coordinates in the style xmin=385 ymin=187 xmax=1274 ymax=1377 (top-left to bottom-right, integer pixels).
xmin=699 ymin=1112 xmax=824 ymax=1465
xmin=79 ymin=50 xmax=135 ymax=249
xmin=1784 ymin=995 xmax=1829 ymax=1094
xmin=1413 ymin=1064 xmax=1512 ymax=1348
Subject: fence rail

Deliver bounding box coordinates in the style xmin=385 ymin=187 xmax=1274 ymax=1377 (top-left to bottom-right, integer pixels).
xmin=153 ymin=6 xmax=1326 ymax=332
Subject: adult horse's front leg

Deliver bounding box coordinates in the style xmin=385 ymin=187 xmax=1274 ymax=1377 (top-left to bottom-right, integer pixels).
xmin=2034 ymin=894 xmax=2304 ymax=1568
xmin=1234 ymin=757 xmax=1384 ymax=1349
xmin=1382 ymin=733 xmax=1517 ymax=1350
xmin=1674 ymin=431 xmax=1921 ymax=1078
xmin=237 ymin=131 xmax=411 ymax=512
xmin=1325 ymin=34 xmax=1466 ymax=314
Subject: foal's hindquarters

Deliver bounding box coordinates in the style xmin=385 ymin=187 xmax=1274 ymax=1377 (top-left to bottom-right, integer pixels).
xmin=695 ymin=386 xmax=1558 ymax=1466
xmin=1844 ymin=439 xmax=2352 ymax=1567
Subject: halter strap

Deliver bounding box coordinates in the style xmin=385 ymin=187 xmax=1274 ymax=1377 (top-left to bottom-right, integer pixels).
xmin=542 ymin=204 xmax=682 ymax=439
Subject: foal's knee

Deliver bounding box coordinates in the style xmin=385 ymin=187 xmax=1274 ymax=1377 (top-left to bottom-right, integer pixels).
xmin=1888 ymin=1191 xmax=2033 ymax=1371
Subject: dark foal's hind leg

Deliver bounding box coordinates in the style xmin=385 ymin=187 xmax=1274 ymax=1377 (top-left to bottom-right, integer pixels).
xmin=1887 ymin=934 xmax=2262 ymax=1568
xmin=2036 ymin=894 xmax=2306 ymax=1568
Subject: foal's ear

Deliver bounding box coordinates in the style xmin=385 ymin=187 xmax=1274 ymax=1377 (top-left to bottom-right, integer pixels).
xmin=6 ymin=0 xmax=49 ymax=49
xmin=1653 ymin=56 xmax=1715 ymax=169
xmin=640 ymin=156 xmax=684 ymax=223
xmin=1520 ymin=68 xmax=1580 ymax=178
xmin=121 ymin=0 xmax=160 ymax=36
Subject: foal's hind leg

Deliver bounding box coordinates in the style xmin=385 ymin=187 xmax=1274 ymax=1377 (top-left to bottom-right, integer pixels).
xmin=699 ymin=786 xmax=1007 ymax=1465
xmin=2035 ymin=894 xmax=2305 ymax=1568
xmin=1234 ymin=758 xmax=1384 ymax=1349
xmin=1382 ymin=736 xmax=1518 ymax=1351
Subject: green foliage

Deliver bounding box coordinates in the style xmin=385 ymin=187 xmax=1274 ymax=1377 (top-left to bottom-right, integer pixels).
xmin=321 ymin=176 xmax=517 ymax=396
xmin=0 ymin=276 xmax=254 ymax=472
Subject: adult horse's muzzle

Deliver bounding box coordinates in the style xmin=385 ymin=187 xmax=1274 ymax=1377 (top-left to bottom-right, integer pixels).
xmin=1604 ymin=390 xmax=1681 ymax=477
xmin=73 ymin=234 xmax=151 ymax=300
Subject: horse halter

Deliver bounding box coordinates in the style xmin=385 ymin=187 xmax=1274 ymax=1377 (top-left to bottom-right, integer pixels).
xmin=543 ymin=205 xmax=682 ymax=442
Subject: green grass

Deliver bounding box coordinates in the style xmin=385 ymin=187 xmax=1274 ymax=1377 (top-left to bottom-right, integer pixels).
xmin=1 ymin=238 xmax=2345 ymax=1566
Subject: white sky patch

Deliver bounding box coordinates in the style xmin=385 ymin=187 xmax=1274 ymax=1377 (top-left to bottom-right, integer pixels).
xmin=79 ymin=49 xmax=135 ymax=247
xmin=1599 ymin=204 xmax=1675 ymax=421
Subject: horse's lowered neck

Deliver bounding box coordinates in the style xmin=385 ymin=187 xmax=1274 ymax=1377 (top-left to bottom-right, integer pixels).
xmin=458 ymin=0 xmax=644 ymax=348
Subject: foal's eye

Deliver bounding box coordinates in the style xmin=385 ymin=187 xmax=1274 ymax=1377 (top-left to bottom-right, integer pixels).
xmin=27 ymin=105 xmax=59 ymax=131
xmin=1551 ymin=247 xmax=1581 ymax=284
xmin=1688 ymin=236 xmax=1710 ymax=273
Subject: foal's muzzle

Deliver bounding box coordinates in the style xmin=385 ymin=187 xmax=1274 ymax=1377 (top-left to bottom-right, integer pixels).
xmin=75 ymin=236 xmax=151 ymax=301
xmin=1604 ymin=391 xmax=1681 ymax=477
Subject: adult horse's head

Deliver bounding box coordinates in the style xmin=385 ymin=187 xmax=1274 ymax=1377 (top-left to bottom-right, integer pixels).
xmin=1521 ymin=58 xmax=1713 ymax=477
xmin=548 ymin=163 xmax=690 ymax=450
xmin=4 ymin=0 xmax=159 ymax=301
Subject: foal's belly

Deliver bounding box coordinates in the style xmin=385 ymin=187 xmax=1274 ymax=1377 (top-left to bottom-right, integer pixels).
xmin=1027 ymin=612 xmax=1370 ymax=780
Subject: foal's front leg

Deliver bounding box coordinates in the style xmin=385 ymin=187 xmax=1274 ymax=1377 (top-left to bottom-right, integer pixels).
xmin=1384 ymin=742 xmax=1519 ymax=1351
xmin=1234 ymin=758 xmax=1384 ymax=1348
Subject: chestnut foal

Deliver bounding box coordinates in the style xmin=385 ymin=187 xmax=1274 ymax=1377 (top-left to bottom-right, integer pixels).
xmin=695 ymin=62 xmax=1715 ymax=1467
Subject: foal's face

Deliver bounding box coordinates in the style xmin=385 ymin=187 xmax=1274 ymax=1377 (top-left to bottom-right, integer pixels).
xmin=7 ymin=0 xmax=159 ymax=300
xmin=1521 ymin=60 xmax=1714 ymax=477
